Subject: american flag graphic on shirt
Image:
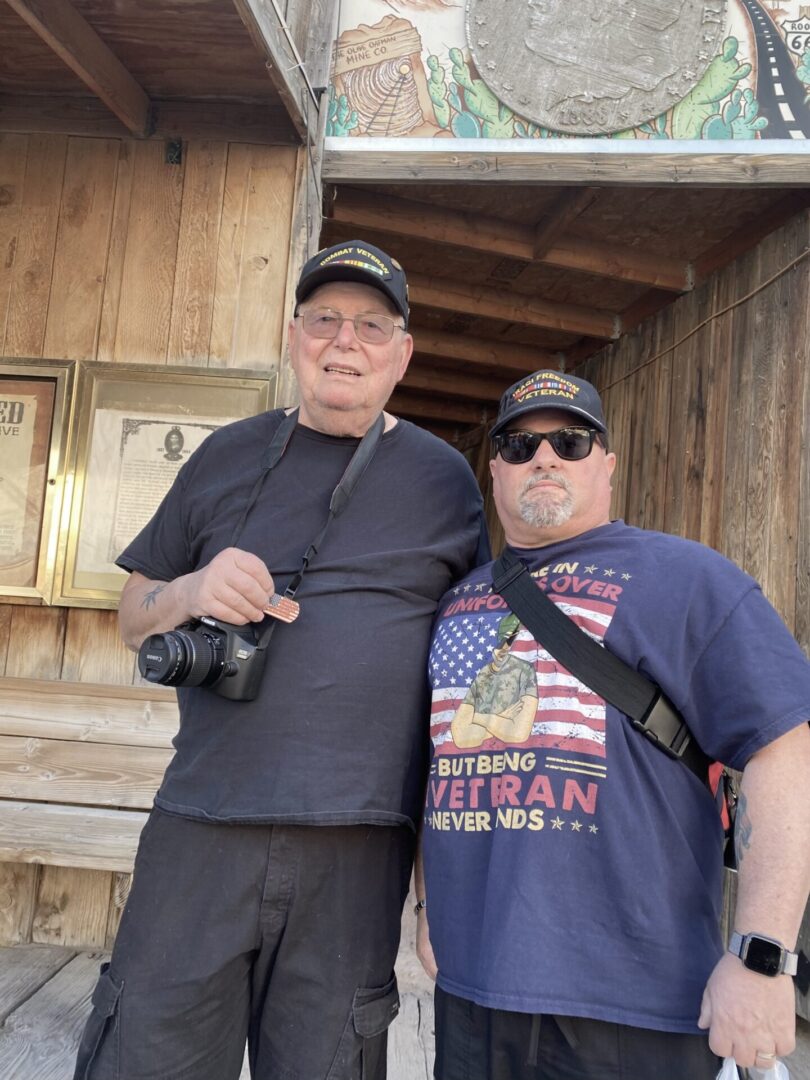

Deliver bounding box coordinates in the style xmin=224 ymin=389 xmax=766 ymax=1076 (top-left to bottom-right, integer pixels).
xmin=430 ymin=579 xmax=617 ymax=759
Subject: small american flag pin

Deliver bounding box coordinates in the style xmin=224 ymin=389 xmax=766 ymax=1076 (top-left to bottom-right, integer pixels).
xmin=263 ymin=594 xmax=300 ymax=623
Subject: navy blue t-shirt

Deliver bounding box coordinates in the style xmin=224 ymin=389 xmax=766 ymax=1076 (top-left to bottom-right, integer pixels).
xmin=422 ymin=520 xmax=810 ymax=1032
xmin=118 ymin=411 xmax=489 ymax=827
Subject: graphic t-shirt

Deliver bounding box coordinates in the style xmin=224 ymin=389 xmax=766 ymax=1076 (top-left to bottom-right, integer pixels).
xmin=422 ymin=520 xmax=810 ymax=1033
xmin=119 ymin=411 xmax=489 ymax=827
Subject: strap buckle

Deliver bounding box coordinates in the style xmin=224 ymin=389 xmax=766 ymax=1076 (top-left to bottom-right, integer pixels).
xmin=631 ymin=691 xmax=692 ymax=761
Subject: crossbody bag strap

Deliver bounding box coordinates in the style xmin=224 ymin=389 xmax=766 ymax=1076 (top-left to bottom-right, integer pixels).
xmin=492 ymin=548 xmax=711 ymax=784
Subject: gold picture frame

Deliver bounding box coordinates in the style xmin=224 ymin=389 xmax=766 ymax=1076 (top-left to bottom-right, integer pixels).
xmin=54 ymin=362 xmax=276 ymax=609
xmin=0 ymin=360 xmax=75 ymax=604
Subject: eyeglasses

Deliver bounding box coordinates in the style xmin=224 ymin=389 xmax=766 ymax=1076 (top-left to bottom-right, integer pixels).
xmin=297 ymin=307 xmax=405 ymax=345
xmin=493 ymin=426 xmax=601 ymax=464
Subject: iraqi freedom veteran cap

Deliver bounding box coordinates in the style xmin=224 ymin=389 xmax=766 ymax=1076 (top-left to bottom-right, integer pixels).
xmin=490 ymin=370 xmax=607 ymax=438
xmin=295 ymin=240 xmax=409 ymax=327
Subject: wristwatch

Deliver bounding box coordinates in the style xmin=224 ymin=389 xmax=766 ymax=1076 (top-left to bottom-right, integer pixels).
xmin=728 ymin=931 xmax=798 ymax=977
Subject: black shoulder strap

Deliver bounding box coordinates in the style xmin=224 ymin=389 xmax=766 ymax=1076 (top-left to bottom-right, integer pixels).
xmin=492 ymin=548 xmax=711 ymax=784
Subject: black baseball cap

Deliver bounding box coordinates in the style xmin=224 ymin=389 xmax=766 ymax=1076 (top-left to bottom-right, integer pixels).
xmin=295 ymin=240 xmax=409 ymax=327
xmin=490 ymin=369 xmax=607 ymax=438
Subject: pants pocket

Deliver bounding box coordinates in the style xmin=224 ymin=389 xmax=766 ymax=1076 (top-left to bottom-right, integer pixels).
xmin=326 ymin=973 xmax=400 ymax=1080
xmin=73 ymin=963 xmax=123 ymax=1080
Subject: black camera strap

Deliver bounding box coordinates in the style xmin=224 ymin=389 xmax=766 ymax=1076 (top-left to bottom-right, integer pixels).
xmin=233 ymin=408 xmax=385 ymax=650
xmin=492 ymin=547 xmax=712 ymax=785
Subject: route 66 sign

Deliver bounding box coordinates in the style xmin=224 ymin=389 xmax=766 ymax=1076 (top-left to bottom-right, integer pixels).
xmin=782 ymin=17 xmax=810 ymax=56
xmin=466 ymin=0 xmax=727 ymax=134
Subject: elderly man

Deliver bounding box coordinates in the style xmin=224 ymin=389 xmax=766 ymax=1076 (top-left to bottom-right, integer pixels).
xmin=74 ymin=241 xmax=488 ymax=1080
xmin=417 ymin=369 xmax=810 ymax=1079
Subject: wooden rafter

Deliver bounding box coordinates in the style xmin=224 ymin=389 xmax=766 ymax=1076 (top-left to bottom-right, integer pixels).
xmin=413 ymin=328 xmax=558 ymax=374
xmin=232 ymin=0 xmax=317 ymax=140
xmin=408 ymin=273 xmax=619 ymax=340
xmin=389 ymin=390 xmax=489 ymax=424
xmin=694 ymin=191 xmax=810 ymax=281
xmin=5 ymin=0 xmax=151 ymax=136
xmin=330 ymin=188 xmax=690 ymax=292
xmin=533 ymin=187 xmax=600 ymax=259
xmin=403 ymin=365 xmax=505 ymax=403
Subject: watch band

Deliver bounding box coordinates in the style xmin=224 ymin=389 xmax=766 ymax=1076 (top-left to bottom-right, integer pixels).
xmin=728 ymin=931 xmax=799 ymax=976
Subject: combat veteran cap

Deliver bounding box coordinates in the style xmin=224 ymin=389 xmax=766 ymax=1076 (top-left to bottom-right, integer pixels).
xmin=490 ymin=369 xmax=607 ymax=438
xmin=295 ymin=240 xmax=409 ymax=327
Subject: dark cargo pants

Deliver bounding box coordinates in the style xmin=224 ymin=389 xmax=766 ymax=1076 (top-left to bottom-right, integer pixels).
xmin=74 ymin=809 xmax=414 ymax=1080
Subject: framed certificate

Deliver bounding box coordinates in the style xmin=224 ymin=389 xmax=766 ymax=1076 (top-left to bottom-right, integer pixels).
xmin=54 ymin=363 xmax=275 ymax=608
xmin=0 ymin=360 xmax=74 ymax=604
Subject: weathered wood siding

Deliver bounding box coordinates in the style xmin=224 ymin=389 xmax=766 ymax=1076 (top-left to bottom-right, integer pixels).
xmin=0 ymin=132 xmax=300 ymax=946
xmin=579 ymin=208 xmax=810 ymax=1019
xmin=579 ymin=209 xmax=809 ymax=645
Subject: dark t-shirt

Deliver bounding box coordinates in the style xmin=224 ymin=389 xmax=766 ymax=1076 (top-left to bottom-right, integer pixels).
xmin=118 ymin=411 xmax=489 ymax=827
xmin=423 ymin=521 xmax=810 ymax=1031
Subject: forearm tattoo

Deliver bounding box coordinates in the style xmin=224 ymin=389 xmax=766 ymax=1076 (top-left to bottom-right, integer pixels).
xmin=141 ymin=583 xmax=167 ymax=610
xmin=734 ymin=789 xmax=753 ymax=869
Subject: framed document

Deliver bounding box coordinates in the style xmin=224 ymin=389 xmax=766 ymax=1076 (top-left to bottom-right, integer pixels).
xmin=0 ymin=360 xmax=74 ymax=604
xmin=54 ymin=363 xmax=275 ymax=608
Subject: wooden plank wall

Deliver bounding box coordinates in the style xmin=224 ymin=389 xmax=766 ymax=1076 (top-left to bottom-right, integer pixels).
xmin=0 ymin=132 xmax=300 ymax=946
xmin=578 ymin=209 xmax=810 ymax=644
xmin=578 ymin=209 xmax=810 ymax=1019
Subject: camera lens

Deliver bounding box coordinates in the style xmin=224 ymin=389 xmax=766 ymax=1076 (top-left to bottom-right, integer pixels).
xmin=138 ymin=628 xmax=225 ymax=688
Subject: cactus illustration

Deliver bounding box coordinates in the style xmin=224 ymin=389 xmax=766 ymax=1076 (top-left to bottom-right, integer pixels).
xmin=639 ymin=113 xmax=669 ymax=138
xmin=798 ymin=46 xmax=810 ymax=102
xmin=427 ymin=55 xmax=451 ymax=129
xmin=701 ymin=87 xmax=768 ymax=138
xmin=326 ymin=86 xmax=359 ymax=137
xmin=671 ymin=37 xmax=751 ymax=139
xmin=448 ymin=47 xmax=516 ymax=138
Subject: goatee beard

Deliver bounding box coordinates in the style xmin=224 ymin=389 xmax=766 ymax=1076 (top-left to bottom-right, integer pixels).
xmin=518 ymin=473 xmax=574 ymax=528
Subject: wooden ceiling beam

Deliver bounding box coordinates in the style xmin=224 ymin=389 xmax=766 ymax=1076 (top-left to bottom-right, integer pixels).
xmin=413 ymin=328 xmax=558 ymax=374
xmin=694 ymin=191 xmax=810 ymax=282
xmin=408 ymin=273 xmax=619 ymax=340
xmin=5 ymin=0 xmax=151 ymax=136
xmin=389 ymin=390 xmax=490 ymax=425
xmin=533 ymin=187 xmax=600 ymax=259
xmin=232 ymin=0 xmax=317 ymax=140
xmin=403 ymin=366 xmax=505 ymax=403
xmin=330 ymin=188 xmax=690 ymax=291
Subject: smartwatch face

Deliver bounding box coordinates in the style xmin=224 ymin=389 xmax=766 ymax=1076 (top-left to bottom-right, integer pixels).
xmin=744 ymin=936 xmax=783 ymax=976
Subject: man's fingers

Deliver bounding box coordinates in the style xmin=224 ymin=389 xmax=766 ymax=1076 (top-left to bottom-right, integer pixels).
xmin=230 ymin=548 xmax=274 ymax=593
xmin=205 ymin=582 xmax=266 ymax=624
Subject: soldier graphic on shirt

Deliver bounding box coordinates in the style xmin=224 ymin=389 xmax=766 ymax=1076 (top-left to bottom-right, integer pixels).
xmin=451 ymin=613 xmax=538 ymax=749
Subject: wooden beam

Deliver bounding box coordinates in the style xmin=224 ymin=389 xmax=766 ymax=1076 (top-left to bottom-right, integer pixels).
xmin=389 ymin=390 xmax=489 ymax=424
xmin=0 ymin=93 xmax=298 ymax=144
xmin=5 ymin=0 xmax=151 ymax=137
xmin=331 ymin=188 xmax=690 ymax=291
xmin=403 ymin=366 xmax=504 ymax=403
xmin=413 ymin=328 xmax=557 ymax=373
xmin=534 ymin=187 xmax=599 ymax=258
xmin=323 ymin=139 xmax=810 ymax=187
xmin=694 ymin=192 xmax=810 ymax=281
xmin=232 ymin=0 xmax=317 ymax=140
xmin=408 ymin=273 xmax=619 ymax=340
xmin=618 ymin=288 xmax=677 ymax=334
xmin=0 ymin=800 xmax=146 ymax=873
xmin=284 ymin=0 xmax=339 ymax=95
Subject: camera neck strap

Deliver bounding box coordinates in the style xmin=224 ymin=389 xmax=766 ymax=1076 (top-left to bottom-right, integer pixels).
xmin=242 ymin=408 xmax=385 ymax=650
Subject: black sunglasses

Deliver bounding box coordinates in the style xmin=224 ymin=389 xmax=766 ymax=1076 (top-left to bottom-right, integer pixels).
xmin=493 ymin=426 xmax=601 ymax=464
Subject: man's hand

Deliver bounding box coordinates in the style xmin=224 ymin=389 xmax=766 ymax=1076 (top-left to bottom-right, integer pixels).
xmin=179 ymin=547 xmax=274 ymax=626
xmin=698 ymin=952 xmax=796 ymax=1067
xmin=119 ymin=548 xmax=275 ymax=650
xmin=416 ymin=907 xmax=438 ymax=981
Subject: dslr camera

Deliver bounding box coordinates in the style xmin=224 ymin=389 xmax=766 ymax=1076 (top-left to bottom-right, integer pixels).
xmin=137 ymin=617 xmax=267 ymax=701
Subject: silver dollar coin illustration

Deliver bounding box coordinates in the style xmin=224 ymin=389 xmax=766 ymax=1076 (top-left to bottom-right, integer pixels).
xmin=466 ymin=0 xmax=727 ymax=134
